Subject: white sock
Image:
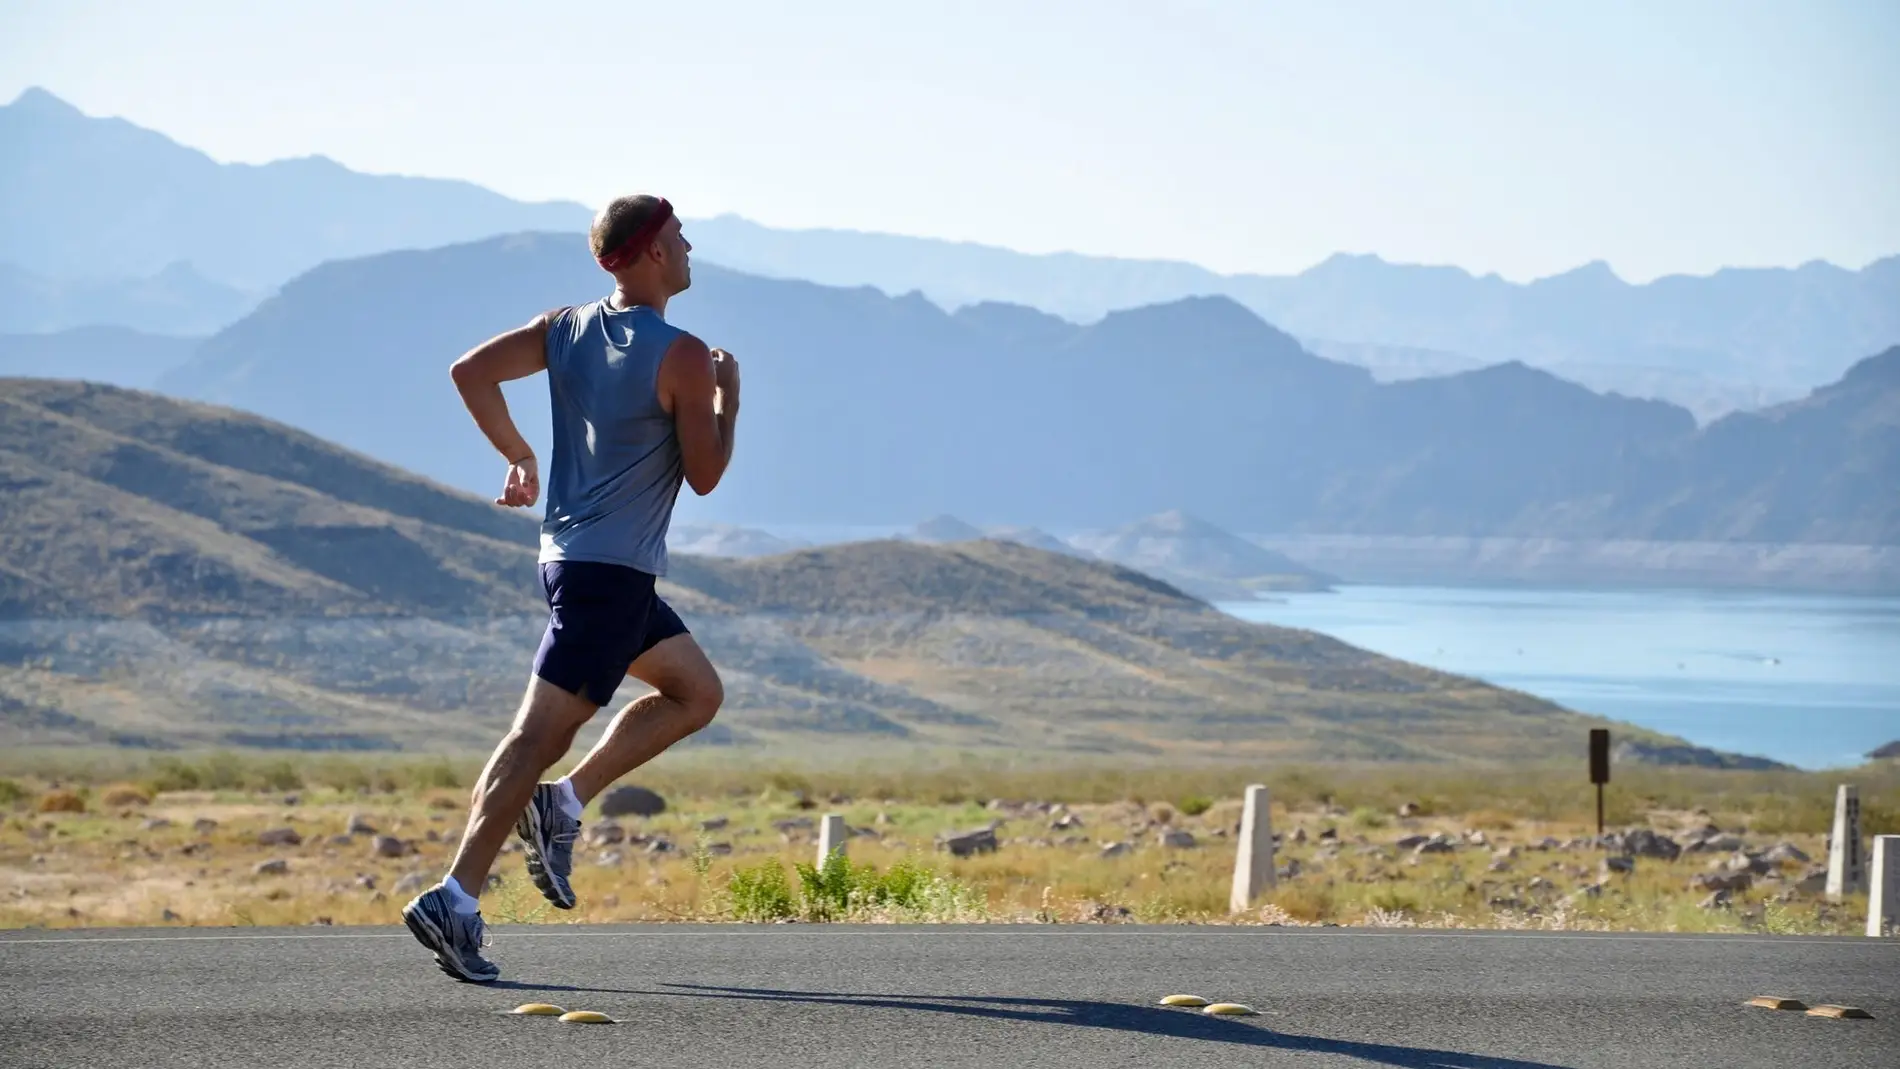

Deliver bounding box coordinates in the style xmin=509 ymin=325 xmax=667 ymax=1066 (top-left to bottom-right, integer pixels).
xmin=553 ymin=777 xmax=584 ymax=819
xmin=441 ymin=875 xmax=481 ymax=914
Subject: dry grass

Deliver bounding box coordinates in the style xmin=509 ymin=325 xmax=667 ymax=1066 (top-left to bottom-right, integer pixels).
xmin=1 ymin=754 xmax=1892 ymax=934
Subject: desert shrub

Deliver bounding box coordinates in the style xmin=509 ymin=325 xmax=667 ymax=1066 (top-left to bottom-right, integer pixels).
xmin=727 ymin=860 xmax=795 ymax=921
xmin=1350 ymin=806 xmax=1388 ymax=829
xmin=1177 ymin=796 xmax=1213 ymax=817
xmin=1266 ymin=882 xmax=1337 ymax=923
xmin=793 ymin=852 xmax=861 ymax=921
xmin=100 ymin=783 xmax=152 ymax=807
xmin=0 ymin=778 xmax=27 ymax=808
xmin=1364 ymin=886 xmax=1420 ymax=914
xmin=255 ymin=760 xmax=304 ymax=793
xmin=1465 ymin=809 xmax=1517 ymax=831
xmin=37 ymin=789 xmax=86 ymax=813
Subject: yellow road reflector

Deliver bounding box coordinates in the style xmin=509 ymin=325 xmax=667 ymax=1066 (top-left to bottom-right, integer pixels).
xmin=1203 ymin=1002 xmax=1259 ymax=1016
xmin=559 ymin=1010 xmax=616 ymax=1024
xmin=1745 ymin=996 xmax=1807 ymax=1011
xmin=1159 ymin=995 xmax=1209 ymax=1007
xmin=1805 ymin=1005 xmax=1873 ymax=1020
xmin=511 ymin=1003 xmax=565 ymax=1016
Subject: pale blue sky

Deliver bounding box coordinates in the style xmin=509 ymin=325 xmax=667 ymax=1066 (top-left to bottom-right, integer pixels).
xmin=4 ymin=0 xmax=1896 ymax=282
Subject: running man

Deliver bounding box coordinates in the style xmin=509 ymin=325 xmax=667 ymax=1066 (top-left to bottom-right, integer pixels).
xmin=402 ymin=194 xmax=738 ymax=982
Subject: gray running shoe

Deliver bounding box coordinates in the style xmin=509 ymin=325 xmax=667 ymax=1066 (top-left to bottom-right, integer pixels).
xmin=401 ymin=884 xmax=499 ymax=983
xmin=515 ymin=783 xmax=580 ymax=909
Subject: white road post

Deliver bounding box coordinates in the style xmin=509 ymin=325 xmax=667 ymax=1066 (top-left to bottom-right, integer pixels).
xmin=1867 ymin=835 xmax=1899 ymax=938
xmin=817 ymin=813 xmax=847 ymax=869
xmin=1826 ymin=784 xmax=1865 ymax=901
xmin=1229 ymin=784 xmax=1275 ymax=913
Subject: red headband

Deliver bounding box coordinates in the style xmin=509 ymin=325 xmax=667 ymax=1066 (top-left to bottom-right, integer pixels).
xmin=596 ymin=198 xmax=675 ymax=271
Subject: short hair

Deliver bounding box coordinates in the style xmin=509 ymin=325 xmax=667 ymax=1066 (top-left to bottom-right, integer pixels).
xmin=590 ymin=194 xmax=669 ymax=261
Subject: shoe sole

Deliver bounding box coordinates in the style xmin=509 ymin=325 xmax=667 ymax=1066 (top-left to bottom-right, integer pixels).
xmin=514 ymin=803 xmax=578 ymax=910
xmin=401 ymin=901 xmax=499 ymax=984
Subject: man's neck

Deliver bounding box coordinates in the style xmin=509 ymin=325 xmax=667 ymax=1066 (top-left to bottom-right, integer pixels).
xmin=610 ymin=282 xmax=669 ymax=316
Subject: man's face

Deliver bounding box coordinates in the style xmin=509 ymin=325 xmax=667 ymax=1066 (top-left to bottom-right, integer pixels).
xmin=661 ymin=217 xmax=692 ymax=294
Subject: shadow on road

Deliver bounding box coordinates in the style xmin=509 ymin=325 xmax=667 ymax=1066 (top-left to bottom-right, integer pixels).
xmin=651 ymin=983 xmax=1575 ymax=1068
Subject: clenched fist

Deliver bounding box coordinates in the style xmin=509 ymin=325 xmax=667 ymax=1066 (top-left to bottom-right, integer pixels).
xmin=497 ymin=454 xmax=539 ymax=508
xmin=711 ymin=347 xmax=740 ymax=402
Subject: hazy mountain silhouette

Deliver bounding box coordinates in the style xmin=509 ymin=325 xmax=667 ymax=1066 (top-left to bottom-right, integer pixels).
xmin=1071 ymin=511 xmax=1336 ymax=599
xmin=8 ymin=89 xmax=1895 ymax=416
xmin=152 ymin=233 xmax=1899 ymax=547
xmin=910 ymin=515 xmax=987 ymax=543
xmin=0 ymin=261 xmax=257 ymax=335
xmin=694 ymin=214 xmax=1900 ymax=400
xmin=0 ymin=327 xmax=201 ymax=390
xmin=0 ymin=88 xmax=589 ymax=288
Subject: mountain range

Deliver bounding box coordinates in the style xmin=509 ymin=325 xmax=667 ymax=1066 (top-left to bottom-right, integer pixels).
xmin=6 ymin=88 xmax=1897 ymax=419
xmin=3 ymin=376 xmax=1672 ymax=763
xmin=135 ymin=232 xmax=1896 ymax=561
xmin=0 ymin=88 xmax=588 ymax=290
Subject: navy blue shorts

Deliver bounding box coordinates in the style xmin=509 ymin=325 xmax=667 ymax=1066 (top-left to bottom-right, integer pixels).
xmin=532 ymin=560 xmax=689 ymax=707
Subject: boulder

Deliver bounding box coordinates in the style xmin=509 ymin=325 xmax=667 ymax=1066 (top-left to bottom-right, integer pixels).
xmin=191 ymin=818 xmax=219 ymax=834
xmin=1762 ymin=842 xmax=1810 ymax=865
xmin=937 ymin=827 xmax=999 ymax=857
xmin=346 ymin=814 xmax=377 ymax=835
xmin=1692 ymin=871 xmax=1752 ymax=893
xmin=1157 ymin=829 xmax=1197 ymax=849
xmin=372 ymin=835 xmax=407 ymax=858
xmin=1099 ymin=841 xmax=1132 ymax=859
xmin=699 ymin=816 xmax=729 ymax=831
xmin=1395 ymin=834 xmax=1430 ymax=850
xmin=1415 ymin=834 xmax=1456 ymax=855
xmin=141 ymin=817 xmax=172 ymax=831
xmin=598 ymin=785 xmax=667 ymax=818
xmin=257 ymin=827 xmax=302 ymax=847
xmin=254 ymin=858 xmax=289 ymax=876
xmin=1601 ymin=856 xmax=1635 ymax=876
xmin=586 ymin=821 xmax=626 ymax=846
xmin=1605 ymin=828 xmax=1681 ymax=861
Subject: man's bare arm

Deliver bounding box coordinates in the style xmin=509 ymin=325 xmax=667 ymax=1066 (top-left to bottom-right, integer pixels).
xmin=450 ymin=314 xmax=552 ymax=507
xmin=659 ymin=335 xmax=740 ymax=496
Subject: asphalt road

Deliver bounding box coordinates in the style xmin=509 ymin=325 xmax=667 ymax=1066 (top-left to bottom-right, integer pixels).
xmin=1 ymin=925 xmax=1894 ymax=1068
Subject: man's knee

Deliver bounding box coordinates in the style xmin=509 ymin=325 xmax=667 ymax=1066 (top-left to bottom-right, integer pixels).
xmin=676 ymin=666 xmax=723 ymax=732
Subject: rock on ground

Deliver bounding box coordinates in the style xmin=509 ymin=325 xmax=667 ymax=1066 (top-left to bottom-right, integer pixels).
xmin=598 ymin=785 xmax=667 ymax=818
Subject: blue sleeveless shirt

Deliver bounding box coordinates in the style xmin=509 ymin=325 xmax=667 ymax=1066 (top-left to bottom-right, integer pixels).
xmin=538 ymin=300 xmax=686 ymax=575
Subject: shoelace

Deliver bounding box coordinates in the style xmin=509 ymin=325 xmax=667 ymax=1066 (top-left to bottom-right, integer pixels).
xmin=459 ymin=910 xmax=493 ymax=950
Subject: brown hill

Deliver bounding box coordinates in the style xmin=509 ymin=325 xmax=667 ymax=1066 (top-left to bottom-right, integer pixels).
xmin=1 ymin=378 xmax=1648 ymax=760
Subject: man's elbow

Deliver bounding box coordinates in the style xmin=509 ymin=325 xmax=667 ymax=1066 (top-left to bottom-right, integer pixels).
xmin=684 ymin=471 xmax=722 ymax=496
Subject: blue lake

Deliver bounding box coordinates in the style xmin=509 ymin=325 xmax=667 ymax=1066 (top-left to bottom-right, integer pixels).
xmin=1218 ymin=586 xmax=1900 ymax=771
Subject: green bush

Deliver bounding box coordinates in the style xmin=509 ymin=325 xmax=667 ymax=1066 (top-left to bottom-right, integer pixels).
xmin=794 ymin=851 xmax=861 ymax=921
xmin=727 ymin=860 xmax=795 ymax=922
xmin=1177 ymin=796 xmax=1213 ymax=817
xmin=1350 ymin=806 xmax=1389 ymax=829
xmin=0 ymin=778 xmax=27 ymax=808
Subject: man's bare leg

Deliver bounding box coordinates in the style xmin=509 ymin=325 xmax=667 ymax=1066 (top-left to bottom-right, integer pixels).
xmin=564 ymin=634 xmax=723 ymax=806
xmin=447 ymin=676 xmax=599 ymax=894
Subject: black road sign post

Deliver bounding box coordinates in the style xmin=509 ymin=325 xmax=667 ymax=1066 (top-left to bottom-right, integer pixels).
xmin=1589 ymin=728 xmax=1611 ymax=838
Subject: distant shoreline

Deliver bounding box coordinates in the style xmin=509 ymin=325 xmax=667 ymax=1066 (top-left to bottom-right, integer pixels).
xmin=1240 ymin=535 xmax=1900 ymax=596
